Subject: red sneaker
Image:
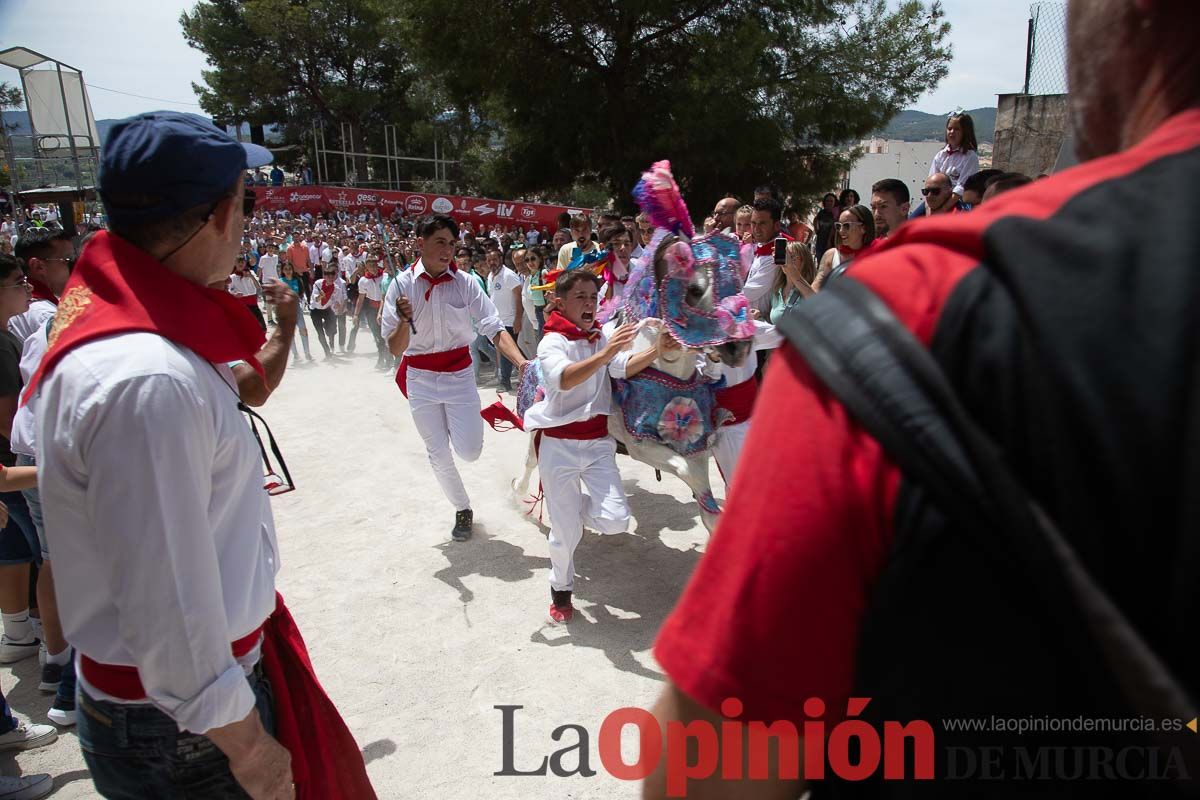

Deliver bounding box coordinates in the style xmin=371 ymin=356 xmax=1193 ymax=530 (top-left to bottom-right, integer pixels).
xmin=549 ymin=602 xmax=574 ymax=624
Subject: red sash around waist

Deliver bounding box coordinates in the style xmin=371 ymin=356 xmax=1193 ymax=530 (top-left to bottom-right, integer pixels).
xmin=239 ymin=294 xmax=259 ymax=307
xmin=395 ymin=345 xmax=472 ymax=398
xmin=543 ymin=414 xmax=609 ymax=440
xmin=716 ymin=377 xmax=758 ymax=425
xmin=81 ymin=624 xmax=265 ymax=701
xmin=366 ymin=297 xmax=381 ymax=309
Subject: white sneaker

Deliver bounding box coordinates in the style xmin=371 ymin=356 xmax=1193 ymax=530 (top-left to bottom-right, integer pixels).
xmin=0 ymin=636 xmax=40 ymax=664
xmin=0 ymin=774 xmax=52 ymax=800
xmin=46 ymin=704 xmax=75 ymax=728
xmin=37 ymin=643 xmax=45 ymax=666
xmin=0 ymin=723 xmax=56 ymax=752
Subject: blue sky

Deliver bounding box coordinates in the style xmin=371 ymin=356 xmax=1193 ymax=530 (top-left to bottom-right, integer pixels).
xmin=0 ymin=0 xmax=1032 ymax=121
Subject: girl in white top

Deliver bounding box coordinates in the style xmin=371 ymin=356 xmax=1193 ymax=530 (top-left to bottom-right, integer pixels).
xmin=597 ymin=222 xmax=634 ymax=305
xmin=928 ymin=112 xmax=981 ymax=199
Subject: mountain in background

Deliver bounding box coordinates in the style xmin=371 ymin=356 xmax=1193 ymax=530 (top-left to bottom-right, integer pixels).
xmin=874 ymin=107 xmax=997 ymax=144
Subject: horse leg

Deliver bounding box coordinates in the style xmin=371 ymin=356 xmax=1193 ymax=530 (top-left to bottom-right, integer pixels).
xmin=512 ymin=434 xmax=538 ymax=499
xmin=610 ymin=418 xmax=721 ymax=533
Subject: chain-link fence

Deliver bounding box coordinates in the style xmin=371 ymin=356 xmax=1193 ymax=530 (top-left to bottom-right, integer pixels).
xmin=1022 ymin=2 xmax=1068 ymax=95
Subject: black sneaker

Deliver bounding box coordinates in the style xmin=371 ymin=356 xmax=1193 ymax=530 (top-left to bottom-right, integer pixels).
xmin=38 ymin=661 xmax=63 ymax=693
xmin=452 ymin=509 xmax=473 ymax=541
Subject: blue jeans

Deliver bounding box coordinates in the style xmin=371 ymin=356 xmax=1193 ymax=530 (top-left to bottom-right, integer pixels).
xmin=0 ymin=684 xmax=15 ymax=735
xmin=78 ymin=667 xmax=276 ymax=799
xmin=499 ymin=326 xmax=518 ymax=387
xmin=0 ymin=488 xmax=37 ymax=565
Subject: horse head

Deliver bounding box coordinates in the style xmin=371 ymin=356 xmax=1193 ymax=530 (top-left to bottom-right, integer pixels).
xmin=628 ymin=230 xmax=755 ymax=367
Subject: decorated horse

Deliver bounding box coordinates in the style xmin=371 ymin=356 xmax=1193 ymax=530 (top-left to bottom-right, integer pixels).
xmin=504 ymin=161 xmax=754 ymax=532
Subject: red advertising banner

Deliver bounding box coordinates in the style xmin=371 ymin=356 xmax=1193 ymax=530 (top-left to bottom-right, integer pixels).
xmin=257 ymin=186 xmax=587 ymax=232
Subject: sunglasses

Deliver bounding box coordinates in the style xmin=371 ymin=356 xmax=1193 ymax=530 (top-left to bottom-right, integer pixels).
xmin=241 ymin=401 xmax=295 ymax=496
xmin=921 ymin=188 xmax=945 ymax=196
xmin=833 ymin=222 xmax=863 ymax=231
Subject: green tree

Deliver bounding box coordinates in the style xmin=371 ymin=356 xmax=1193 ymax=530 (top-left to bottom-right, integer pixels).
xmin=403 ymin=0 xmax=951 ymax=211
xmin=181 ymin=0 xmax=433 ymax=186
xmin=0 ymin=81 xmax=24 ymax=189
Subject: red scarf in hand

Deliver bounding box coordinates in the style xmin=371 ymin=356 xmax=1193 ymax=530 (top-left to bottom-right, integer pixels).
xmin=543 ymin=310 xmax=600 ymax=342
xmin=23 ymin=231 xmax=266 ymax=404
xmin=261 ymin=593 xmax=377 ymax=800
xmin=28 ymin=276 xmax=57 ymax=305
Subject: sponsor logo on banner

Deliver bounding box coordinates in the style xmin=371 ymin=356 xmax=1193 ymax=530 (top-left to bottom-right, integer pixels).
xmin=289 ymin=192 xmax=323 ymax=203
xmin=356 ymin=193 xmax=379 ymax=206
xmin=521 ymin=206 xmax=537 ymax=219
xmin=432 ymin=197 xmax=454 ymax=213
xmin=331 ymin=191 xmax=351 ymax=207
xmin=497 ymin=203 xmax=515 ymax=218
xmin=406 ymin=195 xmax=428 ymax=214
xmin=473 ymin=203 xmax=495 ymax=215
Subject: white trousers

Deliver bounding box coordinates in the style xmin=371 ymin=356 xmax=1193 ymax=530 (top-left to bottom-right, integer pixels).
xmin=408 ymin=366 xmax=484 ymax=511
xmin=539 ymin=436 xmax=631 ymax=592
xmin=713 ymin=419 xmax=750 ymax=490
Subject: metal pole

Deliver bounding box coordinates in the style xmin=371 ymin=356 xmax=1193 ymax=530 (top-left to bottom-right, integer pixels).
xmin=320 ymin=126 xmax=330 ymax=186
xmin=55 ymin=63 xmax=84 ymax=201
xmin=384 ymin=124 xmax=394 ymax=190
xmin=1023 ymin=13 xmax=1036 ymax=95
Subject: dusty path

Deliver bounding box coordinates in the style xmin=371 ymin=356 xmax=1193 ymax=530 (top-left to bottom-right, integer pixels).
xmin=3 ymin=346 xmax=718 ymax=798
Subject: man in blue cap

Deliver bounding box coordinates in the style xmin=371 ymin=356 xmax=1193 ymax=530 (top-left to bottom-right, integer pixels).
xmin=28 ymin=112 xmax=375 ymax=800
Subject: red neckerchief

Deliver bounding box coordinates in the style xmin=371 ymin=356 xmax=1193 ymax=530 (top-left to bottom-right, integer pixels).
xmin=946 ymin=144 xmax=960 ymax=154
xmin=753 ymin=230 xmax=793 ymax=256
xmin=23 ymin=231 xmax=266 ymax=404
xmin=319 ymin=279 xmax=336 ymax=305
xmin=29 ymin=277 xmax=57 ymax=305
xmin=543 ymin=310 xmax=600 ymax=342
xmin=837 ymin=245 xmax=859 ymax=257
xmin=418 ymin=264 xmax=457 ymax=300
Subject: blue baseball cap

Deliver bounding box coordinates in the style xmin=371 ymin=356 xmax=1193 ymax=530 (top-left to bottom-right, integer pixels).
xmin=99 ymin=111 xmax=272 ymax=226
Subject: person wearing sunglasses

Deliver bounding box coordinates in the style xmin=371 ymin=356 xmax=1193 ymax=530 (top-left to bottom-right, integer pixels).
xmin=813 ymin=204 xmax=876 ymax=290
xmin=9 ymin=224 xmax=72 ymax=344
xmin=28 ymin=112 xmax=372 ymax=799
xmin=920 ymin=172 xmax=968 ymax=216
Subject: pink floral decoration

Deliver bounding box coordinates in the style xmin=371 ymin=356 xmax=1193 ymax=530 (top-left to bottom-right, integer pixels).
xmin=657 ymin=396 xmax=705 ymax=448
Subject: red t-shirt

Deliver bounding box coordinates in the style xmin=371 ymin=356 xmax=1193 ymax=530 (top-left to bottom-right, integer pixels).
xmin=653 ymin=108 xmax=1200 ymax=726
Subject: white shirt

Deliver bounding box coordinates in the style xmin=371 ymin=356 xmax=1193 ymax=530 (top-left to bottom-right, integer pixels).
xmin=381 ymin=260 xmax=504 ymax=355
xmin=357 ymin=273 xmax=383 ymax=304
xmin=929 ymin=146 xmax=981 ymax=197
xmin=525 ymin=230 xmax=539 ymax=246
xmin=307 ymin=243 xmax=319 ymax=266
xmin=10 ymin=323 xmax=49 ymax=457
xmin=36 ymin=333 xmax=278 ymax=734
xmin=309 ymin=277 xmax=346 ymax=311
xmin=228 ymin=273 xmax=257 ymax=299
xmin=257 ymin=253 xmax=280 ymax=283
xmin=523 ymin=329 xmax=614 ymax=431
xmin=338 ymin=254 xmax=356 ymax=279
xmin=8 ymin=299 xmax=56 ymax=343
xmin=742 ymin=249 xmax=779 ymax=315
xmin=489 ymin=266 xmax=523 ymax=326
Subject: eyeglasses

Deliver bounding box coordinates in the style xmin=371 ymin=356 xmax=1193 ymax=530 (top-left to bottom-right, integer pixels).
xmin=0 ymin=277 xmax=30 ymax=291
xmin=42 ymin=256 xmax=77 ymax=270
xmin=833 ymin=222 xmax=863 ymax=231
xmin=921 ymin=188 xmax=945 ymax=196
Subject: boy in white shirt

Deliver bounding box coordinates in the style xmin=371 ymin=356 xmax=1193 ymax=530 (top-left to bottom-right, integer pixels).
xmin=522 ymin=270 xmax=658 ymax=623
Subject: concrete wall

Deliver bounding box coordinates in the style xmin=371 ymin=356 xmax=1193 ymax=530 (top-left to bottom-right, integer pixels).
xmin=992 ymin=93 xmax=1070 ymax=177
xmin=846 ymin=139 xmax=945 ymax=207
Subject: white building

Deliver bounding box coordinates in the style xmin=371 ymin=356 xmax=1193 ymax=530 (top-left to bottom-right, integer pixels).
xmin=845 ymin=139 xmax=945 ymax=206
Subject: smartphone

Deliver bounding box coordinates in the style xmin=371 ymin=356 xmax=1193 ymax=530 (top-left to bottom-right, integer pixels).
xmin=773 ymin=237 xmax=787 ymax=265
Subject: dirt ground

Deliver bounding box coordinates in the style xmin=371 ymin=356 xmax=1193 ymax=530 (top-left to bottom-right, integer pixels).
xmin=2 ymin=344 xmax=720 ymax=798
